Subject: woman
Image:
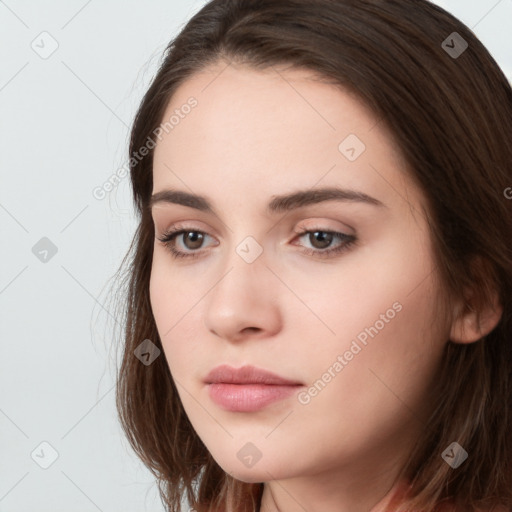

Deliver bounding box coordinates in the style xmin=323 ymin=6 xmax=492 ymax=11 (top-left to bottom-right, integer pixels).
xmin=114 ymin=0 xmax=512 ymax=510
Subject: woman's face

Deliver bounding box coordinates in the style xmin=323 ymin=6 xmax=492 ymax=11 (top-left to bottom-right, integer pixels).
xmin=149 ymin=61 xmax=450 ymax=484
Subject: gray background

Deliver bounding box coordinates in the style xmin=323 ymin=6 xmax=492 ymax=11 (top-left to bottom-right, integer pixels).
xmin=1 ymin=1 xmax=511 ymax=511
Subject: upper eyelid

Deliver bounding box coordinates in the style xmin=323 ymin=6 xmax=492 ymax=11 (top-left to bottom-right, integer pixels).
xmin=157 ymin=223 xmax=352 ymax=238
xmin=155 ymin=216 xmax=355 ymax=235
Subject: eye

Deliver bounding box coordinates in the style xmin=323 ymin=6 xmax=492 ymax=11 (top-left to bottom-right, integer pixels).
xmin=156 ymin=225 xmax=357 ymax=260
xmin=292 ymin=227 xmax=356 ymax=258
xmin=156 ymin=226 xmax=216 ymax=260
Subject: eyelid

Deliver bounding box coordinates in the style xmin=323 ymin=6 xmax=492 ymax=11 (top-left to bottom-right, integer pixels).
xmin=293 ymin=218 xmax=355 ymax=236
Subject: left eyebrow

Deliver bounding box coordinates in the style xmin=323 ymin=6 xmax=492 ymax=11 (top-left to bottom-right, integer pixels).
xmin=149 ymin=186 xmax=387 ymax=215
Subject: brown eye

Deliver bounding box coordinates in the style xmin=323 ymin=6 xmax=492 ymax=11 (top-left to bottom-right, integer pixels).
xmin=293 ymin=228 xmax=357 ymax=259
xmin=308 ymin=231 xmax=334 ymax=250
xmin=180 ymin=231 xmax=205 ymax=250
xmin=156 ymin=228 xmax=215 ymax=260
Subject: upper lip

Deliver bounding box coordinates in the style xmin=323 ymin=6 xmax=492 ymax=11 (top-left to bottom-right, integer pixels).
xmin=204 ymin=364 xmax=303 ymax=385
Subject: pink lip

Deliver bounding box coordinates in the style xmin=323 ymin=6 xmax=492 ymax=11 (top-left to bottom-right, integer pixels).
xmin=204 ymin=365 xmax=304 ymax=412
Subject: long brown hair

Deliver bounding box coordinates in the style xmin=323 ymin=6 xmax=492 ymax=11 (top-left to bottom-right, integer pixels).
xmin=112 ymin=1 xmax=512 ymax=510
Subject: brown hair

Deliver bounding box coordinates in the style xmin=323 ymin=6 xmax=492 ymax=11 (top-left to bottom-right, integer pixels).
xmin=112 ymin=0 xmax=512 ymax=510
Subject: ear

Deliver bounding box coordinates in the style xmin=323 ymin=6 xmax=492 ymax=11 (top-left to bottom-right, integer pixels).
xmin=449 ymin=266 xmax=503 ymax=344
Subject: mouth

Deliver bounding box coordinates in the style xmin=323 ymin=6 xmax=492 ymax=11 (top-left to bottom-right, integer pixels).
xmin=204 ymin=364 xmax=304 ymax=412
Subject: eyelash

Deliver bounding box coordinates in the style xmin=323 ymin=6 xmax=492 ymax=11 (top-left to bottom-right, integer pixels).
xmin=156 ymin=224 xmax=357 ymax=260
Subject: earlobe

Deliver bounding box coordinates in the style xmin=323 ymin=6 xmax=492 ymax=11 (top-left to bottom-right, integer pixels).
xmin=449 ymin=292 xmax=503 ymax=344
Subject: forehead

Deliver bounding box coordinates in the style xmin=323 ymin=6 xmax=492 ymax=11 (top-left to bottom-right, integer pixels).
xmin=151 ymin=61 xmax=420 ymax=214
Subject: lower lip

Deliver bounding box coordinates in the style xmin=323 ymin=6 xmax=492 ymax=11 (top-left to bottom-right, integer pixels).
xmin=207 ymin=383 xmax=302 ymax=412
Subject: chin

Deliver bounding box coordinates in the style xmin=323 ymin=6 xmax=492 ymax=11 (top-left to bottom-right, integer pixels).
xmin=232 ymin=472 xmax=266 ymax=484
xmin=214 ymin=460 xmax=269 ymax=483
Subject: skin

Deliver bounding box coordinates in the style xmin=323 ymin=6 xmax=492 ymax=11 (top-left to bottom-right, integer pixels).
xmin=149 ymin=61 xmax=502 ymax=512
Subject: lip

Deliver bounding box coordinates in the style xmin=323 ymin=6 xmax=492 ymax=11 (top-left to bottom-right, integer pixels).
xmin=204 ymin=364 xmax=302 ymax=386
xmin=204 ymin=365 xmax=304 ymax=412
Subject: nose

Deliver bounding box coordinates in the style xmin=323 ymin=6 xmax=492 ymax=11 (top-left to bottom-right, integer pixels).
xmin=203 ymin=249 xmax=282 ymax=343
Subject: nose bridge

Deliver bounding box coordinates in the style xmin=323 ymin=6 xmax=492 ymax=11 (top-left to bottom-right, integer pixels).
xmin=212 ymin=232 xmax=268 ymax=303
xmin=217 ymin=209 xmax=268 ymax=278
xmin=203 ymin=232 xmax=281 ymax=339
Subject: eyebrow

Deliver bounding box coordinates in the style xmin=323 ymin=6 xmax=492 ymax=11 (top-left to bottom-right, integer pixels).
xmin=149 ymin=187 xmax=386 ymax=215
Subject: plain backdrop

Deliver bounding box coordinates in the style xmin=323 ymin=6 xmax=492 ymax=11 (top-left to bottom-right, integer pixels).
xmin=0 ymin=1 xmax=511 ymax=511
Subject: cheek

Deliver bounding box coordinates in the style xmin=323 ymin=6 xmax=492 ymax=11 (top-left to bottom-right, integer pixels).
xmin=290 ymin=275 xmax=444 ymax=461
xmin=293 ymin=230 xmax=444 ymax=397
xmin=149 ymin=250 xmax=192 ymax=328
xmin=149 ymin=258 xmax=180 ymax=361
xmin=149 ymin=255 xmax=207 ymax=377
xmin=288 ymin=230 xmax=437 ymax=345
